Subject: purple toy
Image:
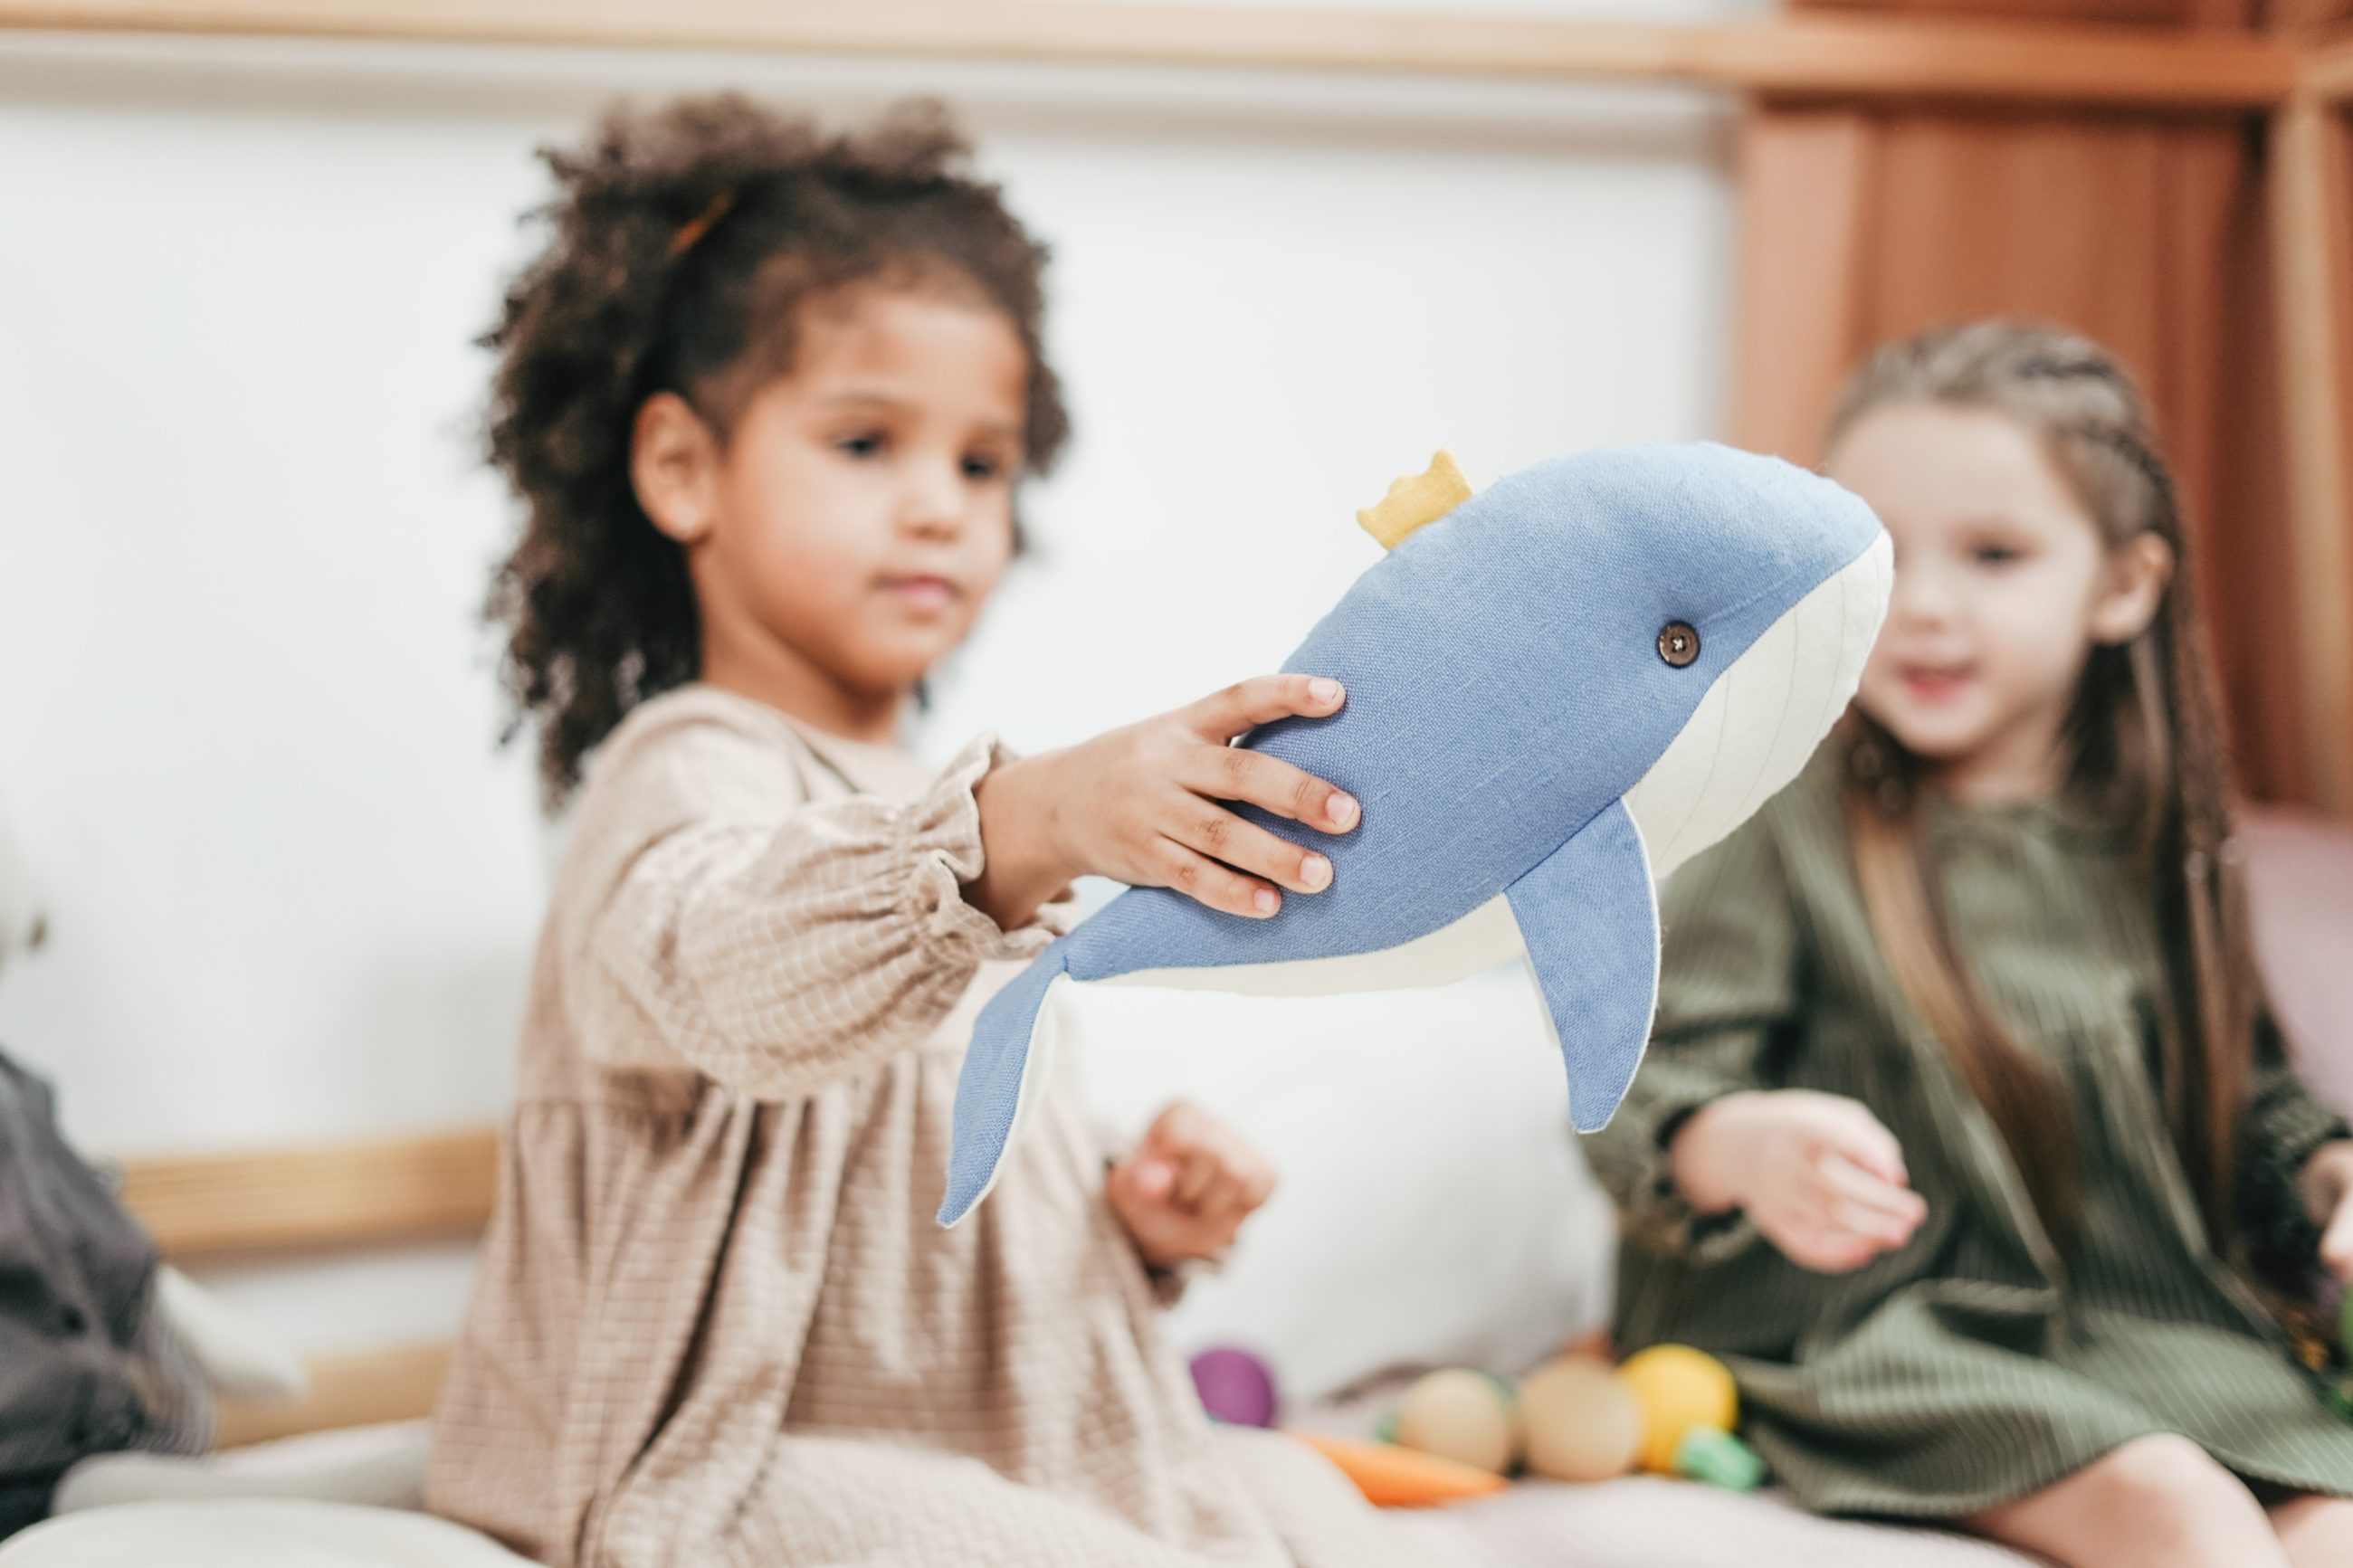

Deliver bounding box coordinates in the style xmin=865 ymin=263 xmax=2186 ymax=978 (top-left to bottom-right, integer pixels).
xmin=1190 ymin=1346 xmax=1281 ymax=1429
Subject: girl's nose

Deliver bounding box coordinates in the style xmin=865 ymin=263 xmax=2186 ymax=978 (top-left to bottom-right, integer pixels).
xmin=898 ymin=460 xmax=965 ymax=538
xmin=1888 ymin=563 xmax=1954 ymax=626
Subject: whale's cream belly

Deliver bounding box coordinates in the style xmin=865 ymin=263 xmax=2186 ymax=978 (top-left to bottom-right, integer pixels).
xmin=1100 ymin=893 xmax=1527 ymax=996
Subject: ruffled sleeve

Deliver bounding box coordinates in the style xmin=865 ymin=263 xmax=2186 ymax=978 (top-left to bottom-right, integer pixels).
xmin=1588 ymin=813 xmax=1798 ymax=1266
xmin=569 ymin=713 xmax=1062 ymax=1100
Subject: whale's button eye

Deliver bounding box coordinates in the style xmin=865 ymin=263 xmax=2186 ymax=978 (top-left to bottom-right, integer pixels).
xmin=1657 ymin=621 xmax=1700 ymax=668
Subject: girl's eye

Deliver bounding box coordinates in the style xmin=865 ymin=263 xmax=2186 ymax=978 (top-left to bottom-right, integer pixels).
xmin=1973 ymin=543 xmax=2024 ymax=567
xmin=836 ymin=432 xmax=885 ymax=459
xmin=962 ymin=453 xmax=1005 ymax=482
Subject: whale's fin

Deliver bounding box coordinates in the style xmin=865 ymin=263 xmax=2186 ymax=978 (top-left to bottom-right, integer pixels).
xmin=939 ymin=940 xmax=1074 ymax=1226
xmin=1357 ymin=449 xmax=1472 ymax=550
xmin=1504 ymin=799 xmax=1662 ymax=1134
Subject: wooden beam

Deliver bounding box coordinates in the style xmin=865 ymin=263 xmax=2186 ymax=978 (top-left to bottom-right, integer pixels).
xmin=214 ymin=1342 xmax=449 ymax=1448
xmin=2269 ymin=93 xmax=2353 ymax=817
xmin=117 ymin=1126 xmax=500 ymax=1263
xmin=0 ymin=2 xmax=2301 ymax=110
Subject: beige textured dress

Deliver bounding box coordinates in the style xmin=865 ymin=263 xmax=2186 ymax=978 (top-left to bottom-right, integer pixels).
xmin=425 ymin=687 xmax=1443 ymax=1568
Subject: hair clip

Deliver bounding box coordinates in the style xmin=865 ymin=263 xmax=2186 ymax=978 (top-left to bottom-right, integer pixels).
xmin=668 ymin=189 xmax=738 ymax=258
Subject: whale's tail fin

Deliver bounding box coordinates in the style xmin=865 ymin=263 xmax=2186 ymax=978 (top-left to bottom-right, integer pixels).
xmin=939 ymin=938 xmax=1074 ymax=1226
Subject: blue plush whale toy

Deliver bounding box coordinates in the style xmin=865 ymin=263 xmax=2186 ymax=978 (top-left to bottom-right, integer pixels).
xmin=940 ymin=442 xmax=1891 ymax=1225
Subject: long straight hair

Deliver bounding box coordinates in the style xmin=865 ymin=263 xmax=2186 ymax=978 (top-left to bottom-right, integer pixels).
xmin=1825 ymin=322 xmax=2254 ymax=1249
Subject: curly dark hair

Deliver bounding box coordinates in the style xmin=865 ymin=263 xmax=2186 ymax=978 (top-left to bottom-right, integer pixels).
xmin=482 ymin=94 xmax=1070 ymax=805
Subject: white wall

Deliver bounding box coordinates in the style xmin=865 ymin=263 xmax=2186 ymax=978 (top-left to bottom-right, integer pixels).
xmin=0 ymin=8 xmax=1750 ymax=1357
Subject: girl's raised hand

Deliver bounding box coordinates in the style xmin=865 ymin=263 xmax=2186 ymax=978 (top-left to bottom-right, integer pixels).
xmin=968 ymin=675 xmax=1359 ymax=928
xmin=1671 ymin=1090 xmax=1928 ymax=1274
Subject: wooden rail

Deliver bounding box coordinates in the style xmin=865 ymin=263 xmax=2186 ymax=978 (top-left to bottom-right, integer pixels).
xmin=117 ymin=1125 xmax=500 ymax=1263
xmin=114 ymin=1128 xmax=498 ymax=1445
xmin=0 ymin=2 xmax=2303 ymax=110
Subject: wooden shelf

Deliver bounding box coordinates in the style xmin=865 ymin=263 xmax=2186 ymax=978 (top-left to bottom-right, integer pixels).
xmin=0 ymin=1 xmax=2302 ymax=111
xmin=117 ymin=1126 xmax=500 ymax=1263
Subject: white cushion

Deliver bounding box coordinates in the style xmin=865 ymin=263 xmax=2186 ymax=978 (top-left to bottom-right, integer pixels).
xmin=1073 ymin=962 xmax=1615 ymax=1404
xmin=50 ymin=1421 xmax=430 ymax=1515
xmin=0 ymin=1499 xmax=526 ymax=1567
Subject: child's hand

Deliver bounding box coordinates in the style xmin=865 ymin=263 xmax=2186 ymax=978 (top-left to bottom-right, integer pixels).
xmin=1107 ymin=1101 xmax=1277 ymax=1269
xmin=2301 ymin=1141 xmax=2353 ymax=1281
xmin=1670 ymin=1090 xmax=1927 ymax=1273
xmin=968 ymin=675 xmax=1359 ymax=928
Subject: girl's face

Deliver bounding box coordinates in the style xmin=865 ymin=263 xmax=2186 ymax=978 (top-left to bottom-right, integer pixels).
xmin=635 ymin=284 xmax=1027 ymax=730
xmin=1827 ymin=402 xmax=2169 ymax=802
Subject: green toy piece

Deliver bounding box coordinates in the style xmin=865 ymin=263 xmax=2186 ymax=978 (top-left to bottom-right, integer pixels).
xmin=1672 ymin=1426 xmax=1766 ymax=1492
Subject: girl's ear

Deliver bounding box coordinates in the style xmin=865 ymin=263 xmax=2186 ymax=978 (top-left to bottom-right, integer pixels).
xmin=632 ymin=392 xmax=721 ymax=545
xmin=2090 ymin=531 xmax=2175 ymax=646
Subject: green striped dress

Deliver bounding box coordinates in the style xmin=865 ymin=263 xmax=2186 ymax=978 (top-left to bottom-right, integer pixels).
xmin=1588 ymin=746 xmax=2353 ymax=1516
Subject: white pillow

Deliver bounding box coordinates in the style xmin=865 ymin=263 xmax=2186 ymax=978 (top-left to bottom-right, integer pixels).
xmin=50 ymin=1421 xmax=429 ymax=1516
xmin=1072 ymin=962 xmax=1615 ymax=1406
xmin=0 ymin=1499 xmax=527 ymax=1568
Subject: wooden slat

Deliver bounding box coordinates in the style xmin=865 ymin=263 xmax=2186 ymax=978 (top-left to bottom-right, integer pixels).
xmin=214 ymin=1342 xmax=449 ymax=1449
xmin=0 ymin=1 xmax=2301 ymax=110
xmin=2269 ymin=93 xmax=2353 ymax=818
xmin=117 ymin=1126 xmax=500 ymax=1262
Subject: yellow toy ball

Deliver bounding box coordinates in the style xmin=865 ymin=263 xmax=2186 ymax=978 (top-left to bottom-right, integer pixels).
xmin=1518 ymin=1355 xmax=1642 ymax=1483
xmin=1395 ymin=1369 xmax=1522 ymax=1476
xmin=1616 ymin=1345 xmax=1738 ymax=1474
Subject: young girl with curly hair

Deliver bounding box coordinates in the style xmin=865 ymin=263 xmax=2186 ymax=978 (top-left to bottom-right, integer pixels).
xmin=426 ymin=96 xmax=1440 ymax=1568
xmin=1595 ymin=322 xmax=2353 ymax=1566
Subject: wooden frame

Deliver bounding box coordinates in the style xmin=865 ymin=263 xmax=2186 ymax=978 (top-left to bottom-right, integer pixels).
xmin=2271 ymin=92 xmax=2353 ymax=818
xmin=0 ymin=2 xmax=2302 ymax=109
xmin=118 ymin=1126 xmax=499 ymax=1263
xmin=117 ymin=1128 xmax=499 ymax=1443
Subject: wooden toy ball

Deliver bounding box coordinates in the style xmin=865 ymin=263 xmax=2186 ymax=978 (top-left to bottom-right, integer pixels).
xmin=1395 ymin=1368 xmax=1522 ymax=1476
xmin=1517 ymin=1355 xmax=1643 ymax=1482
xmin=1617 ymin=1345 xmax=1739 ymax=1474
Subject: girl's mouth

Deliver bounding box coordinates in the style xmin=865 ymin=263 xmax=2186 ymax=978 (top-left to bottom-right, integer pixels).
xmin=1897 ymin=660 xmax=1975 ymax=702
xmin=880 ymin=575 xmax=959 ymax=612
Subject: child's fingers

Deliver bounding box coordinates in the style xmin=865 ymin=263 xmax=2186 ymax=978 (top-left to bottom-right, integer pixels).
xmin=1813 ymin=1104 xmax=1910 ymax=1188
xmin=1151 ymin=841 xmax=1284 ymax=918
xmin=1184 ymin=675 xmax=1346 ymax=743
xmin=1816 ymin=1153 xmax=1927 ymax=1227
xmin=1140 ymin=1100 xmax=1207 ymax=1156
xmin=1192 ymin=1167 xmax=1244 ymax=1219
xmin=1173 ymin=1145 xmax=1224 ymax=1210
xmin=1778 ymin=1216 xmax=1880 ymax=1274
xmin=1173 ymin=807 xmax=1334 ymax=897
xmin=1111 ymin=1155 xmax=1176 ymax=1206
xmin=1185 ymin=746 xmax=1359 ymax=835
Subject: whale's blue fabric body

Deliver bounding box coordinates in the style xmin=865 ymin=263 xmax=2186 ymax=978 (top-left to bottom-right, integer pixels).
xmin=940 ymin=442 xmax=1886 ymax=1225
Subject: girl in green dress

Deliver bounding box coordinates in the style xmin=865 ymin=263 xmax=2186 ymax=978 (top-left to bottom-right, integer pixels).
xmin=1591 ymin=321 xmax=2353 ymax=1567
